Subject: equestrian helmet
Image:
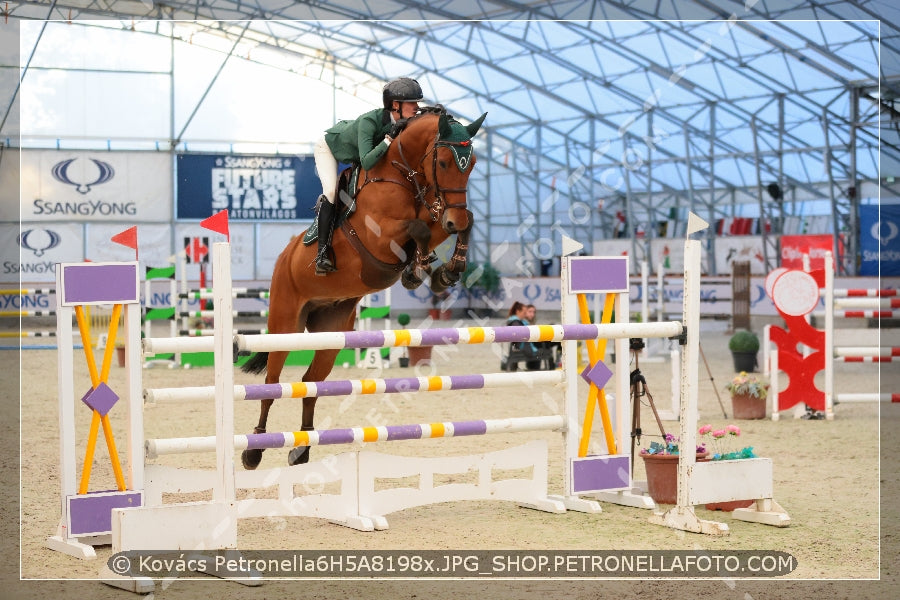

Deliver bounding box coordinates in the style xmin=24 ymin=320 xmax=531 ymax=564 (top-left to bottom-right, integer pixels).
xmin=383 ymin=77 xmax=424 ymax=108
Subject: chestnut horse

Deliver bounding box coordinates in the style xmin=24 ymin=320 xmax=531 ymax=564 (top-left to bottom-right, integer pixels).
xmin=240 ymin=107 xmax=486 ymax=468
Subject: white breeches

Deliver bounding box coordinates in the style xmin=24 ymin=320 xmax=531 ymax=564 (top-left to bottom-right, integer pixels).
xmin=314 ymin=136 xmax=337 ymax=204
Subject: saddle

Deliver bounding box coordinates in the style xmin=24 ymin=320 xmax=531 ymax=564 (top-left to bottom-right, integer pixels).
xmin=301 ymin=166 xmax=360 ymax=245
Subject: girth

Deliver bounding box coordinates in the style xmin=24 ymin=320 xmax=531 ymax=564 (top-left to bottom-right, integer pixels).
xmin=339 ymin=219 xmax=416 ymax=290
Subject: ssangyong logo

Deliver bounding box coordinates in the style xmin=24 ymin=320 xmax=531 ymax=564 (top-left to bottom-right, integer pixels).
xmin=17 ymin=228 xmax=61 ymax=257
xmin=51 ymin=157 xmax=115 ymax=194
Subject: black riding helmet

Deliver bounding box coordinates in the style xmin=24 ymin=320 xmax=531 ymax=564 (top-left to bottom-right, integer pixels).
xmin=382 ymin=77 xmax=424 ymax=110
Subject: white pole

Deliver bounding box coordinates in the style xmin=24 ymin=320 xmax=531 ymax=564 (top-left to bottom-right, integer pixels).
xmin=615 ymin=265 xmax=631 ymax=459
xmin=824 ymin=251 xmax=834 ymax=420
xmin=54 ymin=271 xmax=76 ymax=542
xmin=560 ymin=257 xmax=578 ymax=497
xmin=125 ymin=300 xmax=143 ymax=490
xmin=657 ymin=263 xmax=664 ymax=322
xmin=641 ymin=260 xmax=649 ymax=358
xmin=213 ymin=242 xmax=236 ymax=503
xmin=676 ymin=237 xmax=701 ymax=508
xmin=771 ymin=348 xmax=780 ymax=421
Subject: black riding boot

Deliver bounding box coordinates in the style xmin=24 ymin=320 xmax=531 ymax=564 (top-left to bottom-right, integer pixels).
xmin=315 ymin=199 xmax=337 ymax=275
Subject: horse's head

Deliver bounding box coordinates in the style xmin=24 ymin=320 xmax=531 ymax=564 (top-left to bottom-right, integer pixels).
xmin=428 ymin=111 xmax=486 ymax=234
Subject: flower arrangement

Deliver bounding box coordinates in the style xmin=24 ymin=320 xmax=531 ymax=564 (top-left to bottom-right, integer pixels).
xmin=725 ymin=371 xmax=769 ymax=399
xmin=698 ymin=424 xmax=757 ymax=461
xmin=640 ymin=433 xmax=706 ymax=456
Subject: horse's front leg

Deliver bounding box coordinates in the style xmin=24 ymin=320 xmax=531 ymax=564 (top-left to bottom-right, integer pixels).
xmin=430 ymin=211 xmax=473 ymax=293
xmin=401 ymin=220 xmax=433 ymax=290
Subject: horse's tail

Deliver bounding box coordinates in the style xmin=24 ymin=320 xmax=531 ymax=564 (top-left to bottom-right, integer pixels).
xmin=240 ymin=352 xmax=269 ymax=375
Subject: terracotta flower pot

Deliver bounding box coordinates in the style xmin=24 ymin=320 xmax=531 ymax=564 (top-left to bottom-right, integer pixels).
xmin=705 ymin=499 xmax=755 ymax=512
xmin=407 ymin=345 xmax=432 ymax=366
xmin=641 ymin=452 xmax=708 ymax=505
xmin=731 ymin=392 xmax=766 ymax=419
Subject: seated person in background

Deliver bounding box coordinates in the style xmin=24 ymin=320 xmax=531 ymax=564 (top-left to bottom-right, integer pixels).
xmin=501 ymin=301 xmax=538 ymax=371
xmin=525 ymin=303 xmax=560 ymax=370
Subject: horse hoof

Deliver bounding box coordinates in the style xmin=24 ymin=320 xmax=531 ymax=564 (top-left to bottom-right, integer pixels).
xmin=401 ymin=270 xmax=423 ymax=290
xmin=288 ymin=445 xmax=310 ymax=466
xmin=241 ymin=448 xmax=263 ymax=470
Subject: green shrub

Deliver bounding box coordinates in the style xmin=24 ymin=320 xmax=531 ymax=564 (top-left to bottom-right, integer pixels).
xmin=728 ymin=329 xmax=759 ymax=353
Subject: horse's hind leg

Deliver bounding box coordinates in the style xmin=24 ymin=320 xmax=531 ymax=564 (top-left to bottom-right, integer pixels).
xmin=288 ymin=298 xmax=360 ymax=466
xmin=241 ymin=285 xmax=306 ymax=470
xmin=240 ymin=350 xmax=290 ymax=469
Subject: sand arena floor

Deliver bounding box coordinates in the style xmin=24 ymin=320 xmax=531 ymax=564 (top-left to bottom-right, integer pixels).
xmin=4 ymin=315 xmax=899 ymax=599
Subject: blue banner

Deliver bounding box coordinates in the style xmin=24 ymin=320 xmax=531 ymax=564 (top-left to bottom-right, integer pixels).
xmin=176 ymin=154 xmax=319 ymax=221
xmin=860 ymin=204 xmax=900 ymax=276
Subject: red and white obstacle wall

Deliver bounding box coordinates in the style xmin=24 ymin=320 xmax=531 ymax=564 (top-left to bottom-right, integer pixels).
xmin=45 ymin=213 xmax=789 ymax=592
xmin=764 ymin=251 xmax=899 ymax=420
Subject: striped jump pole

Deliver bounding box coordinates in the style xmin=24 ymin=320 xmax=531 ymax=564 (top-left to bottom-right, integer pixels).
xmin=0 ymin=310 xmax=56 ymax=317
xmin=836 ymin=393 xmax=900 ymax=403
xmin=829 ymin=310 xmax=900 ymax=319
xmin=0 ymin=288 xmax=56 ymax=295
xmin=146 ymin=415 xmax=566 ymax=458
xmin=832 ymin=297 xmax=900 ymax=309
xmin=178 ymin=289 xmax=270 ymax=300
xmin=0 ymin=331 xmax=56 ymax=338
xmin=142 ymin=321 xmax=684 ymax=356
xmin=834 ymin=347 xmax=900 ymax=360
xmin=144 ymin=370 xmax=565 ymax=403
xmin=233 ymin=322 xmax=684 ymax=354
xmin=179 ymin=310 xmax=270 ymax=318
xmin=831 ymin=289 xmax=897 ymax=297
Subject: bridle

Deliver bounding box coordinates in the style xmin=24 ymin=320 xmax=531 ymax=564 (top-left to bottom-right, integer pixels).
xmin=388 ymin=135 xmax=472 ymax=222
xmin=358 ymin=123 xmax=472 ymax=223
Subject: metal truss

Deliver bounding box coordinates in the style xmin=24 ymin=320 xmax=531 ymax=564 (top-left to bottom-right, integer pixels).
xmin=4 ymin=0 xmax=897 ymax=274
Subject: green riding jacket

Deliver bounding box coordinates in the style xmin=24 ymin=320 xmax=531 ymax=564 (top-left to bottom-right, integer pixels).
xmin=324 ymin=107 xmax=393 ymax=171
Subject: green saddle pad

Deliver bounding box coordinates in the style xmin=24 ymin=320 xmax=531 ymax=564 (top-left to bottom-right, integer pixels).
xmin=302 ymin=167 xmax=359 ymax=245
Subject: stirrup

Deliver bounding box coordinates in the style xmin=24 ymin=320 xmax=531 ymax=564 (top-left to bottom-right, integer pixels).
xmin=315 ymin=250 xmax=336 ymax=275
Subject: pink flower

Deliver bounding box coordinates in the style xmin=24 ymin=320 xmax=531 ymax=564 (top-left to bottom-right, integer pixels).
xmin=726 ymin=424 xmax=741 ymax=436
xmin=698 ymin=424 xmax=713 ymax=435
xmin=712 ymin=429 xmax=726 ymax=439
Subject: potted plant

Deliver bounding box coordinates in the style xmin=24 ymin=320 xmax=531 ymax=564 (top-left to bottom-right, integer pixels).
xmin=698 ymin=424 xmax=758 ymax=511
xmin=728 ymin=329 xmax=759 ymax=372
xmin=639 ymin=433 xmax=708 ymax=505
xmin=725 ymin=371 xmax=769 ymax=419
xmin=460 ymin=262 xmax=502 ymax=318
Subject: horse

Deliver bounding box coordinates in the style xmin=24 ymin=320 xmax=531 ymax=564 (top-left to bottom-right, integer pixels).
xmin=239 ymin=107 xmax=487 ymax=469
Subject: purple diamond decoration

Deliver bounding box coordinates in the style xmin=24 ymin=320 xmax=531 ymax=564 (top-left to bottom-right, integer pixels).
xmin=80 ymin=382 xmax=119 ymax=416
xmin=581 ymin=359 xmax=613 ymax=389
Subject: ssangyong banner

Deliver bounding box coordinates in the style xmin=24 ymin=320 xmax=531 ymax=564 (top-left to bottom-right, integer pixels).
xmin=19 ymin=150 xmax=172 ymax=222
xmin=859 ymin=204 xmax=900 ymax=276
xmin=176 ymin=154 xmax=319 ymax=221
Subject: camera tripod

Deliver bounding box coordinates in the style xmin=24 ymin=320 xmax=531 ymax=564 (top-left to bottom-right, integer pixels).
xmin=628 ymin=338 xmax=668 ymax=471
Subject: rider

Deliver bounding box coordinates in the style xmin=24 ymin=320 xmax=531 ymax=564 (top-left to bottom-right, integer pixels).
xmin=312 ymin=77 xmax=424 ymax=275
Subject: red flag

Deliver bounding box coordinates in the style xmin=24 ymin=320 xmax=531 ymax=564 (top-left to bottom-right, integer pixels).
xmin=111 ymin=226 xmax=138 ymax=259
xmin=200 ymin=209 xmax=230 ymax=241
